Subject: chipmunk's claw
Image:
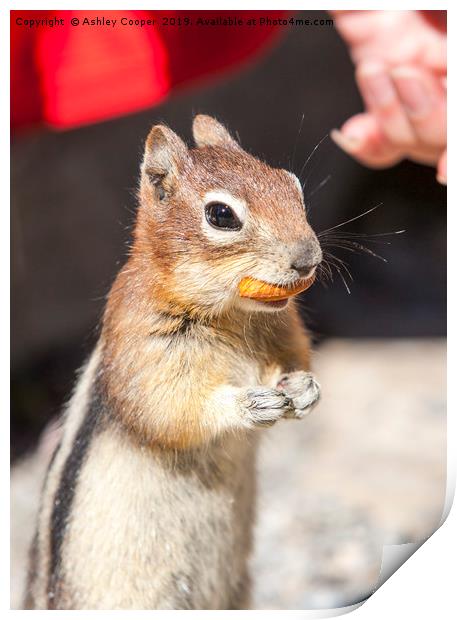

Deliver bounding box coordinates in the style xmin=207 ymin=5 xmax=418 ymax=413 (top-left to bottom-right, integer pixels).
xmin=277 ymin=371 xmax=320 ymax=418
xmin=240 ymin=387 xmax=294 ymax=427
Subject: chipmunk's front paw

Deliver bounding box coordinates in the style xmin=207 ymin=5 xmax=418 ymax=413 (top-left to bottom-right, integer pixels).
xmin=240 ymin=387 xmax=294 ymax=428
xmin=277 ymin=371 xmax=321 ymax=419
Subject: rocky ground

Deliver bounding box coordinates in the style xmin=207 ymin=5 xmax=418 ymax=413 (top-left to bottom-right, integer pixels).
xmin=11 ymin=339 xmax=446 ymax=610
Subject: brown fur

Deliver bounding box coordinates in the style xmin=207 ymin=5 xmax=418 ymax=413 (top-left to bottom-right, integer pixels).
xmin=26 ymin=115 xmax=321 ymax=609
xmin=102 ymin=115 xmax=320 ymax=449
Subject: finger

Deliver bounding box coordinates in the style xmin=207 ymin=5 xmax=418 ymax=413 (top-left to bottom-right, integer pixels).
xmin=422 ymin=39 xmax=447 ymax=76
xmin=331 ymin=10 xmax=381 ymax=45
xmin=391 ymin=65 xmax=447 ymax=147
xmin=356 ymin=61 xmax=416 ymax=146
xmin=437 ymin=150 xmax=447 ymax=185
xmin=331 ymin=112 xmax=403 ymax=168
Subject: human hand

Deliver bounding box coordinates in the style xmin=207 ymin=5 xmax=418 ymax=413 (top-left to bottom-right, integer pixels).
xmin=330 ymin=11 xmax=447 ymax=184
xmin=331 ymin=10 xmax=446 ymax=74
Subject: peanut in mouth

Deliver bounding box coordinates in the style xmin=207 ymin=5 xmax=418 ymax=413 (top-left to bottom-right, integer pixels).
xmin=238 ymin=274 xmax=315 ymax=302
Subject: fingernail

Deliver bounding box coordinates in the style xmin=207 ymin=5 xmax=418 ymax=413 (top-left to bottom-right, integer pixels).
xmin=436 ymin=173 xmax=447 ymax=186
xmin=359 ymin=65 xmax=396 ymax=108
xmin=391 ymin=70 xmax=432 ymax=116
xmin=330 ymin=129 xmax=360 ymax=153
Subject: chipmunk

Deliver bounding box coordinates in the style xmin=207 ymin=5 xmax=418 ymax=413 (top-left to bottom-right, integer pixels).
xmin=25 ymin=115 xmax=322 ymax=610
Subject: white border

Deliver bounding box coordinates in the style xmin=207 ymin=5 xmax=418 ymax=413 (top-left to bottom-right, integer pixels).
xmin=6 ymin=3 xmax=453 ymax=617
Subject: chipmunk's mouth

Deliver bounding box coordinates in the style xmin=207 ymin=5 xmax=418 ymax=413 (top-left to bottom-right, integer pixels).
xmin=238 ymin=274 xmax=316 ymax=303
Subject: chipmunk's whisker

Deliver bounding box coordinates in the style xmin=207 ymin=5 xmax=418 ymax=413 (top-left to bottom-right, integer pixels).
xmin=307 ymin=174 xmax=332 ymax=199
xmin=319 ymin=248 xmax=355 ymax=294
xmin=298 ymin=134 xmax=329 ymax=184
xmin=318 ymin=203 xmax=383 ymax=235
xmin=315 ymin=262 xmax=332 ymax=289
xmin=326 ymin=260 xmax=351 ymax=294
xmin=321 ymin=239 xmax=388 ymax=263
xmin=290 ymin=112 xmax=305 ymax=172
xmin=320 ymin=229 xmax=405 ymax=240
xmin=324 ymin=251 xmax=354 ymax=282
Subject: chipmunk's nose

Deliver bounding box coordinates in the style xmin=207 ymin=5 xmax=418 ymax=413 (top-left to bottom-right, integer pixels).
xmin=290 ymin=239 xmax=322 ymax=278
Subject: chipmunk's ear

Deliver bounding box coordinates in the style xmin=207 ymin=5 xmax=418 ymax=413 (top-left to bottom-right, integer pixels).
xmin=192 ymin=115 xmax=241 ymax=150
xmin=142 ymin=125 xmax=190 ymax=189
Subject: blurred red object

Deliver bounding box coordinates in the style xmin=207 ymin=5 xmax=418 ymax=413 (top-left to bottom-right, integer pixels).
xmin=420 ymin=10 xmax=446 ymax=33
xmin=11 ymin=10 xmax=288 ymax=132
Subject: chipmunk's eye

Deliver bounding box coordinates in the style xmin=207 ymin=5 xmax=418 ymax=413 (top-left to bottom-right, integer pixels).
xmin=205 ymin=202 xmax=242 ymax=231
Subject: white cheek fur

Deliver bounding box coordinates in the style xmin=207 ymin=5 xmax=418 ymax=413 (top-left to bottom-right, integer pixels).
xmin=201 ymin=191 xmax=247 ymax=243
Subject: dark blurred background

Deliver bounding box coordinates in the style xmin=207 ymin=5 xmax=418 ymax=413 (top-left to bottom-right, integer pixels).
xmin=11 ymin=11 xmax=446 ymax=460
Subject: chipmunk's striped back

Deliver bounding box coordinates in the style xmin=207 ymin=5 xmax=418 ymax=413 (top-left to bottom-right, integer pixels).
xmin=25 ymin=341 xmax=258 ymax=609
xmin=25 ymin=346 xmax=103 ymax=608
